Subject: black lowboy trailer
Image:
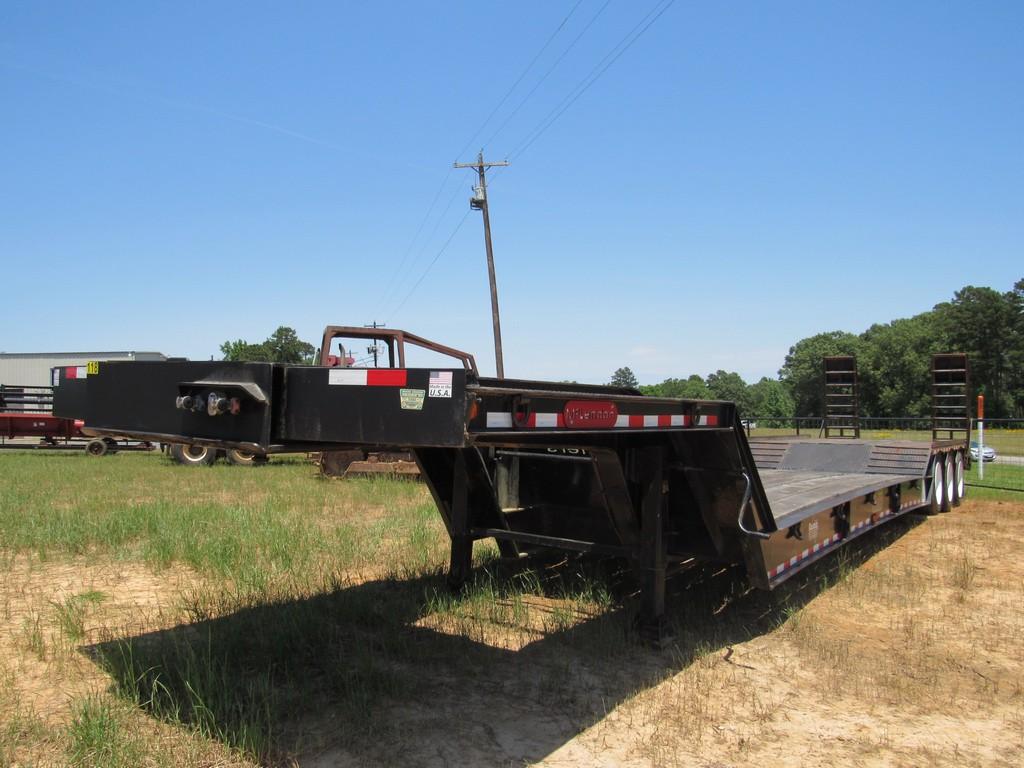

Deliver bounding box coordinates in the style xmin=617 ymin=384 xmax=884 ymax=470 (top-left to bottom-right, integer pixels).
xmin=57 ymin=332 xmax=969 ymax=639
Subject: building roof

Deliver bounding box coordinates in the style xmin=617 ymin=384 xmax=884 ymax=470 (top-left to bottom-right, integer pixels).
xmin=0 ymin=351 xmax=165 ymax=358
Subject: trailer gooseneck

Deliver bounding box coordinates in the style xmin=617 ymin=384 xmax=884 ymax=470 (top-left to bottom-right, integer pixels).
xmin=57 ymin=329 xmax=969 ymax=640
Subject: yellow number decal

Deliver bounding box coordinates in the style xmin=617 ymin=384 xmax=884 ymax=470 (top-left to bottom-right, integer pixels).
xmin=87 ymin=361 xmax=99 ymax=375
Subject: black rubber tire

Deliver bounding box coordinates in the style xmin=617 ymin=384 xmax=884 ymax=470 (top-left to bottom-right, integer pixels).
xmin=169 ymin=443 xmax=218 ymax=466
xmin=225 ymin=448 xmax=268 ymax=467
xmin=85 ymin=439 xmax=108 ymax=457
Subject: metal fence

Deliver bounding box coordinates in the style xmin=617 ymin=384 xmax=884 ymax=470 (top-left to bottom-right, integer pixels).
xmin=0 ymin=384 xmax=54 ymax=414
xmin=744 ymin=416 xmax=1024 ymax=493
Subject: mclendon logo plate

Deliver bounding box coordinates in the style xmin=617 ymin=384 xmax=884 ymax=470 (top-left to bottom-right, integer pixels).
xmin=563 ymin=400 xmax=619 ymax=429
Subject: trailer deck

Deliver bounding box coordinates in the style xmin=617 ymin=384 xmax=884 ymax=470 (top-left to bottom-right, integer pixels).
xmin=54 ymin=331 xmax=969 ymax=640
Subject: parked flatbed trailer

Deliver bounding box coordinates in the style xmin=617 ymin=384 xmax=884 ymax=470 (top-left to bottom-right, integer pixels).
xmin=57 ymin=331 xmax=968 ymax=639
xmin=0 ymin=412 xmax=84 ymax=442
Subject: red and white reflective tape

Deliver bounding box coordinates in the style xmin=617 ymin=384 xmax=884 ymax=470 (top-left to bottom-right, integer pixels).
xmin=769 ymin=504 xmax=905 ymax=580
xmin=327 ymin=369 xmax=408 ymax=387
xmin=484 ymin=412 xmax=718 ymax=429
xmin=770 ymin=532 xmax=842 ymax=578
xmin=64 ymin=366 xmax=88 ymax=379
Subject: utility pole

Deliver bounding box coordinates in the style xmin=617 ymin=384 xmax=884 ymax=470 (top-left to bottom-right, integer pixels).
xmin=364 ymin=321 xmax=383 ymax=367
xmin=455 ymin=151 xmax=510 ymax=378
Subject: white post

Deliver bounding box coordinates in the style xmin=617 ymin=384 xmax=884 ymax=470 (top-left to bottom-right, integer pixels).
xmin=977 ymin=395 xmax=984 ymax=481
xmin=978 ymin=420 xmax=984 ymax=480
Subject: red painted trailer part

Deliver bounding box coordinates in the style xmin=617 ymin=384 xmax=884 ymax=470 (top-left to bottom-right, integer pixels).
xmin=0 ymin=412 xmax=85 ymax=441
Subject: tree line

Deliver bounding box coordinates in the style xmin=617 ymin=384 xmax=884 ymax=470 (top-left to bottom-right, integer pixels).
xmin=615 ymin=278 xmax=1024 ymax=420
xmin=220 ymin=326 xmax=316 ymax=365
xmin=219 ymin=280 xmax=1023 ymax=420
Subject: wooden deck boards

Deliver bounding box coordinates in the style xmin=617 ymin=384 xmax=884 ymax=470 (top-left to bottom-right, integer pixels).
xmin=759 ymin=468 xmax=920 ymax=529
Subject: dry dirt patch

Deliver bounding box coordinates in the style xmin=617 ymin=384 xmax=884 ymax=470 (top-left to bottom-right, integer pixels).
xmin=0 ymin=554 xmax=199 ymax=719
xmin=537 ymin=499 xmax=1024 ymax=768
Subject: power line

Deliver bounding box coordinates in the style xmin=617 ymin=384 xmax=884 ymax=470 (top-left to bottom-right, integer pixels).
xmin=380 ymin=179 xmax=467 ymax=318
xmin=481 ymin=0 xmax=614 ymax=152
xmin=376 ymin=1 xmax=675 ymax=325
xmin=455 ymin=0 xmax=586 ymax=161
xmin=374 ymin=1 xmax=589 ymax=317
xmin=385 ymin=208 xmax=473 ymax=323
xmin=510 ymin=0 xmax=677 ymax=160
xmin=374 ymin=167 xmax=454 ymax=316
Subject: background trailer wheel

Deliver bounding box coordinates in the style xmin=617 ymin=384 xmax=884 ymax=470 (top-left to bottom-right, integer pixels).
xmin=169 ymin=443 xmax=218 ymax=466
xmin=225 ymin=448 xmax=268 ymax=466
xmin=85 ymin=439 xmax=108 ymax=457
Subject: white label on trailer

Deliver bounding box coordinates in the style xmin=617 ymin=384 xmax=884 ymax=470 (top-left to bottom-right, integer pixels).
xmin=808 ymin=519 xmax=819 ymax=540
xmin=428 ymin=370 xmax=453 ymax=398
xmin=52 ymin=369 xmax=60 ymax=386
xmin=328 ymin=369 xmax=365 ymax=386
xmin=486 ymin=412 xmax=513 ymax=428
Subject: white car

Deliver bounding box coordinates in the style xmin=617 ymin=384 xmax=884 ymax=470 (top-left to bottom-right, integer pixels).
xmin=969 ymin=441 xmax=996 ymax=462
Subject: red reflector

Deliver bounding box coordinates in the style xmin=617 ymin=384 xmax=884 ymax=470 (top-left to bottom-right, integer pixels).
xmin=366 ymin=369 xmax=407 ymax=387
xmin=563 ymin=400 xmax=619 ymax=429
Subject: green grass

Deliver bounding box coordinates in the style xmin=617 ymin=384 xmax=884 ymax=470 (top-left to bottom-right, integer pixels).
xmin=0 ymin=452 xmax=438 ymax=593
xmin=65 ymin=697 xmax=143 ymax=768
xmin=53 ymin=591 xmax=107 ymax=644
xmin=965 ymin=461 xmax=1024 ymax=493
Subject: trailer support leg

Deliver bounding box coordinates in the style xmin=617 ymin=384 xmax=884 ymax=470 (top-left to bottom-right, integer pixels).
xmin=638 ymin=446 xmax=668 ymax=645
xmin=447 ymin=450 xmax=474 ymax=592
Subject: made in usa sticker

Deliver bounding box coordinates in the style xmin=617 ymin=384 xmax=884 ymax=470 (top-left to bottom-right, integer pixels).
xmin=428 ymin=370 xmax=453 ymax=398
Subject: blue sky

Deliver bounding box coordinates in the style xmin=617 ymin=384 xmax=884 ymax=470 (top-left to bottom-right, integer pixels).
xmin=1 ymin=1 xmax=1021 ymax=384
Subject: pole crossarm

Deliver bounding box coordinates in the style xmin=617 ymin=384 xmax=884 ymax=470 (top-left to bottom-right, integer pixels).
xmin=453 ymin=160 xmax=510 ymax=169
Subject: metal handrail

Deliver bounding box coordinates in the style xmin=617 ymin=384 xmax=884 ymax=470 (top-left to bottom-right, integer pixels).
xmin=737 ymin=472 xmax=770 ymax=540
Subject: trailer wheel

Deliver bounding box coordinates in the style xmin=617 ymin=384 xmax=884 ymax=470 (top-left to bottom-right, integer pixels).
xmin=941 ymin=452 xmax=955 ymax=512
xmin=928 ymin=456 xmax=945 ymax=515
xmin=169 ymin=443 xmax=218 ymax=466
xmin=951 ymin=451 xmax=965 ymax=507
xmin=85 ymin=439 xmax=108 ymax=457
xmin=225 ymin=449 xmax=268 ymax=467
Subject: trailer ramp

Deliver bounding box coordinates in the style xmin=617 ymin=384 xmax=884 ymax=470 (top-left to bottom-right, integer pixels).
xmin=746 ymin=437 xmax=961 ymax=588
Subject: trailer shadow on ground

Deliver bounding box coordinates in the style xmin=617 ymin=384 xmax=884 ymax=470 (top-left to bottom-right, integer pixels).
xmin=83 ymin=514 xmax=925 ymax=766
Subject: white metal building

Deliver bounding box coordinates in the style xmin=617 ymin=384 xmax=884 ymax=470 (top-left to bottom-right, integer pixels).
xmin=0 ymin=352 xmax=167 ymax=388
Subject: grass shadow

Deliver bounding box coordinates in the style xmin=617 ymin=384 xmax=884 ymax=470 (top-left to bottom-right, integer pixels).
xmin=83 ymin=513 xmax=925 ymax=766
